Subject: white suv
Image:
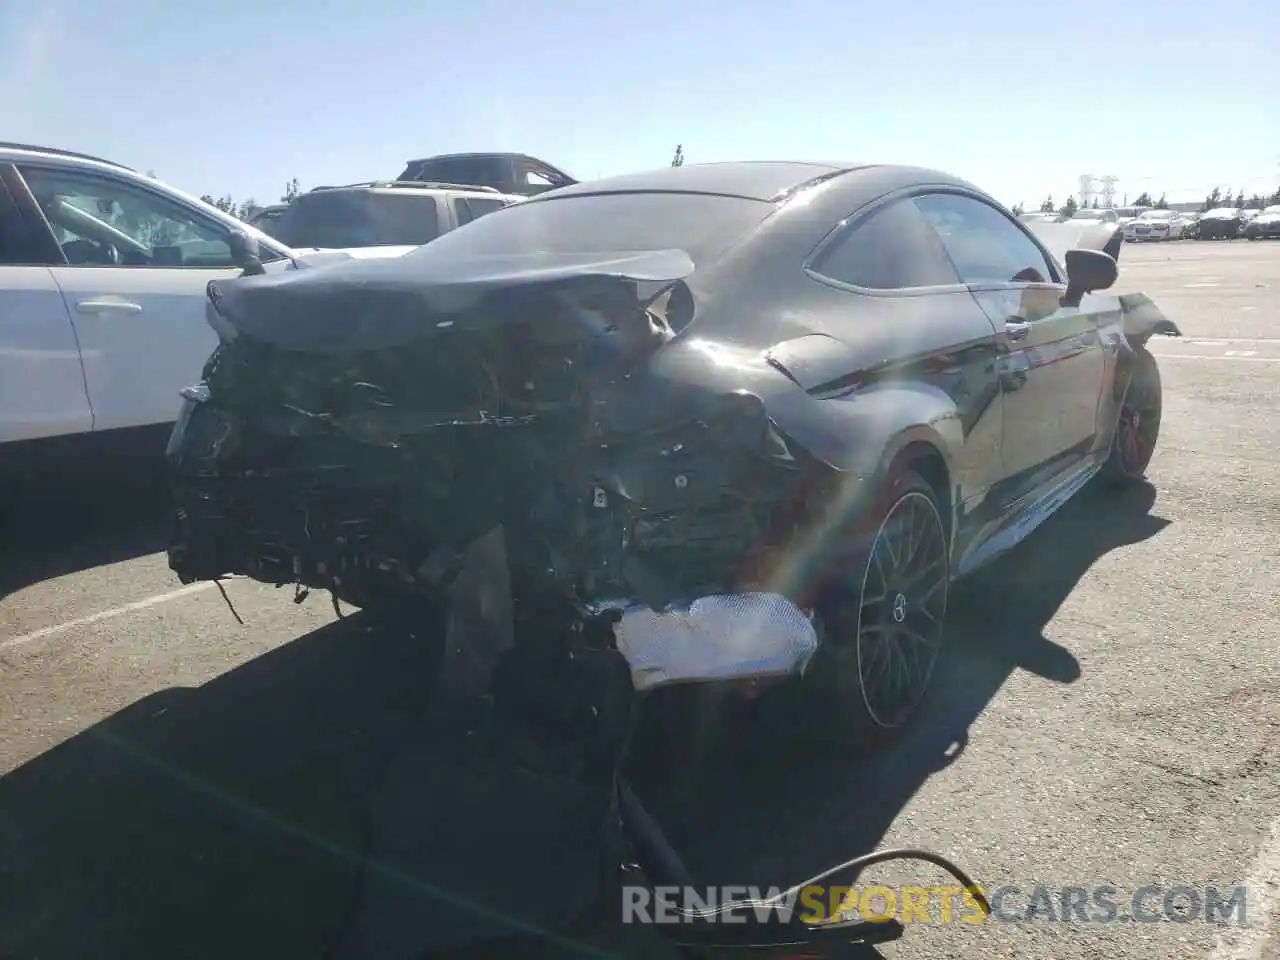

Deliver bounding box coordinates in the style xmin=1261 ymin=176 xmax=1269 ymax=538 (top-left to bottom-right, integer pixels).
xmin=0 ymin=143 xmax=410 ymax=476
xmin=269 ymin=180 xmax=519 ymax=250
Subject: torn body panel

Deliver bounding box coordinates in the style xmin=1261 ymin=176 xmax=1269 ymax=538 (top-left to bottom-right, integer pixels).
xmin=168 ymin=253 xmax=837 ymax=691
xmin=1025 ymin=218 xmax=1125 ymax=264
xmin=1117 ymin=292 xmax=1182 ymax=344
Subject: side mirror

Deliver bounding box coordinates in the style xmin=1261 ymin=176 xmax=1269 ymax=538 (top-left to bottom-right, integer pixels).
xmin=1062 ymin=248 xmax=1117 ymax=306
xmin=228 ymin=230 xmax=265 ymax=276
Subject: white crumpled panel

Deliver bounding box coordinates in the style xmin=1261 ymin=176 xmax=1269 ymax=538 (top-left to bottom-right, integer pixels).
xmin=604 ymin=593 xmax=819 ymax=692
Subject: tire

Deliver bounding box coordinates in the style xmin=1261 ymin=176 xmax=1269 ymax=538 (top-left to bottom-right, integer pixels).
xmin=1100 ymin=345 xmax=1162 ymax=485
xmin=800 ymin=467 xmax=950 ymax=745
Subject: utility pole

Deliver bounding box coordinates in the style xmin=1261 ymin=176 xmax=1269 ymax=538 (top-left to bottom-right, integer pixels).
xmin=1078 ymin=174 xmax=1096 ymax=209
xmin=1099 ymin=175 xmax=1119 ymax=209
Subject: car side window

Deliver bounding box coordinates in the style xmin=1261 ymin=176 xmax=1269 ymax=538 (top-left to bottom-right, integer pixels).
xmin=18 ymin=165 xmax=235 ymax=268
xmin=454 ymin=196 xmax=508 ymax=226
xmin=809 ymin=197 xmax=962 ymax=290
xmin=913 ymin=193 xmax=1058 ymax=286
xmin=0 ymin=182 xmax=38 ymax=265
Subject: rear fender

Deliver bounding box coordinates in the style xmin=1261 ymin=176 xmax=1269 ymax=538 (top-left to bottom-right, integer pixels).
xmin=767 ymin=380 xmax=961 ymax=510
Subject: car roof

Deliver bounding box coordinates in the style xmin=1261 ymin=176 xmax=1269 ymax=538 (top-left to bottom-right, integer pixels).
xmin=405 ymin=151 xmax=546 ymax=163
xmin=301 ymin=180 xmax=516 ymax=200
xmin=0 ymin=141 xmax=133 ymax=171
xmin=527 ymin=161 xmax=876 ymax=203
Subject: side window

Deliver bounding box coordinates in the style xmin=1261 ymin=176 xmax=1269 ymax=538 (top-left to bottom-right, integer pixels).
xmin=454 ymin=196 xmax=509 ymax=226
xmin=0 ymin=183 xmax=38 ymax=265
xmin=913 ymin=193 xmax=1058 ymax=285
xmin=18 ymin=165 xmax=234 ymax=268
xmin=419 ymin=158 xmax=507 ymax=190
xmin=810 ymin=197 xmax=962 ymax=290
xmin=517 ymin=161 xmax=569 ymax=193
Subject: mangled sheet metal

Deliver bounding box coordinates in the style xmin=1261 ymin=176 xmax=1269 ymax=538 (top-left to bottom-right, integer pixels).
xmin=169 ymin=248 xmax=826 ymax=690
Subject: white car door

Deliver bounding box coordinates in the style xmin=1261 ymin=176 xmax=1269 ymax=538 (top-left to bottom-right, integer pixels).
xmin=16 ymin=163 xmax=245 ymax=433
xmin=0 ymin=177 xmax=93 ymax=444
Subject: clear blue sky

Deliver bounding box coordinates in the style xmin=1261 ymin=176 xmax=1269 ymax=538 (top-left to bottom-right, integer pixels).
xmin=3 ymin=0 xmax=1277 ymax=210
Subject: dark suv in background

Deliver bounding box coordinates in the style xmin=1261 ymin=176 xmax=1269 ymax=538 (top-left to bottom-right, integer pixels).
xmin=1196 ymin=207 xmax=1247 ymax=240
xmin=395 ymin=152 xmax=577 ymax=197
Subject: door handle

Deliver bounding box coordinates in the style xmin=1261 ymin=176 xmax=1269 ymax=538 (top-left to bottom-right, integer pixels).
xmin=76 ymin=299 xmax=143 ymax=315
xmin=1005 ymin=321 xmax=1031 ymax=341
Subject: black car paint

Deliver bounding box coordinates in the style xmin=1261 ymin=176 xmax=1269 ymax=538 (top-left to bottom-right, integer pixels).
xmin=395 ymin=153 xmax=577 ymax=198
xmin=167 ymin=161 xmax=1179 ymax=612
xmin=1198 ymin=209 xmax=1246 ymax=239
xmin=1245 ymin=213 xmax=1280 ymax=239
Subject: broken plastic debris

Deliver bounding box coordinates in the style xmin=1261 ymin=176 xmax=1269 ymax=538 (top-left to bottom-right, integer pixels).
xmin=591 ymin=593 xmax=818 ymax=692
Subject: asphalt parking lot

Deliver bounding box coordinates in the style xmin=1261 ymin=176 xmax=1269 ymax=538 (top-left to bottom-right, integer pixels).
xmin=1 ymin=239 xmax=1277 ymax=960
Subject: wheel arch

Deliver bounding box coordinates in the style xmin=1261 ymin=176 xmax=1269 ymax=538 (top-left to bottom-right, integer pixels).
xmin=882 ymin=434 xmax=956 ymax=552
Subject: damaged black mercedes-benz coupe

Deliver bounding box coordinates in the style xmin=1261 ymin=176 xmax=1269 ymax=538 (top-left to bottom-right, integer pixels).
xmin=166 ymin=161 xmax=1180 ymax=741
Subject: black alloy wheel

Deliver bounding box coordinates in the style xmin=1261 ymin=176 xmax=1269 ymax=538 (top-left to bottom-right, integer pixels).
xmin=1102 ymin=345 xmax=1163 ymax=484
xmin=806 ymin=469 xmax=950 ymax=741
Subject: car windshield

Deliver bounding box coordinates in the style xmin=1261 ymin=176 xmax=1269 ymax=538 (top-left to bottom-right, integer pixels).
xmin=1205 ymin=208 xmax=1240 ymax=217
xmin=272 ymin=191 xmax=441 ymax=248
xmin=398 ymin=191 xmax=774 ymax=268
xmin=1140 ymin=210 xmax=1176 ymax=219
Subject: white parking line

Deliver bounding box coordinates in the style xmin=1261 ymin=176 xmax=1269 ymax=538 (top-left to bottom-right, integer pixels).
xmin=1149 ymin=354 xmax=1280 ymax=363
xmin=0 ymin=581 xmax=216 ymax=651
xmin=1207 ymin=816 xmax=1280 ymax=960
xmin=1172 ymin=339 xmax=1280 ymax=345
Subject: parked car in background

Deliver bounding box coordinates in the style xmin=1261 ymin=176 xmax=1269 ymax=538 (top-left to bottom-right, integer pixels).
xmin=395 ymin=153 xmax=577 ymax=198
xmin=1018 ymin=211 xmax=1062 ymax=223
xmin=1244 ymin=205 xmax=1280 ymax=240
xmin=0 ymin=142 xmax=412 ymax=485
xmin=1130 ymin=209 xmax=1187 ymax=241
xmin=1197 ymin=207 xmax=1247 ymax=239
xmin=247 ymin=203 xmax=288 ymax=237
xmin=1116 ymin=206 xmax=1153 ymax=241
xmin=268 ymin=180 xmax=521 ymax=251
xmin=1069 ymin=208 xmax=1119 ymax=224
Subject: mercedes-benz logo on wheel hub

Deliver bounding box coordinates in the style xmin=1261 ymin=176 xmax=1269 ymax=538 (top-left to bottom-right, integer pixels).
xmin=892 ymin=593 xmax=908 ymax=623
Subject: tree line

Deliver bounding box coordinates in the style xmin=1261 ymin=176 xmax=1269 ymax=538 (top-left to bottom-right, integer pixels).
xmin=1011 ymin=185 xmax=1280 ymax=218
xmin=200 ymin=147 xmax=688 ymax=218
xmin=199 ymin=178 xmax=301 ymax=221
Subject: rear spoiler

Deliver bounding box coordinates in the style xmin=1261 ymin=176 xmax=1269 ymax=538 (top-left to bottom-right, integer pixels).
xmin=1024 ymin=219 xmax=1123 ymax=265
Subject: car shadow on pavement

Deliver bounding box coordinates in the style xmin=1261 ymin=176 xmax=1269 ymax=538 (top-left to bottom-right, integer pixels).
xmin=626 ymin=480 xmax=1171 ymax=891
xmin=0 ymin=465 xmax=171 ymax=601
xmin=0 ymin=605 xmax=446 ymax=960
xmin=0 ymin=481 xmax=1168 ymax=960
